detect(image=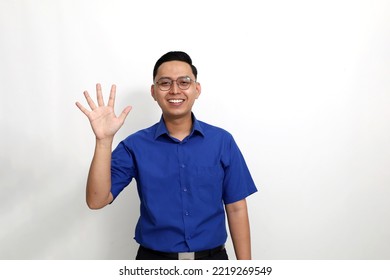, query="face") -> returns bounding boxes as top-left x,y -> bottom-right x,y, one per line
151,60 -> 201,121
